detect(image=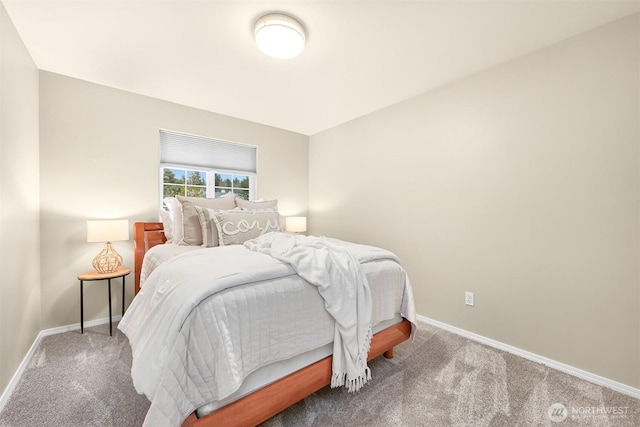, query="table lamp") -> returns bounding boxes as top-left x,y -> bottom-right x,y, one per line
285,216 -> 307,235
86,219 -> 129,273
